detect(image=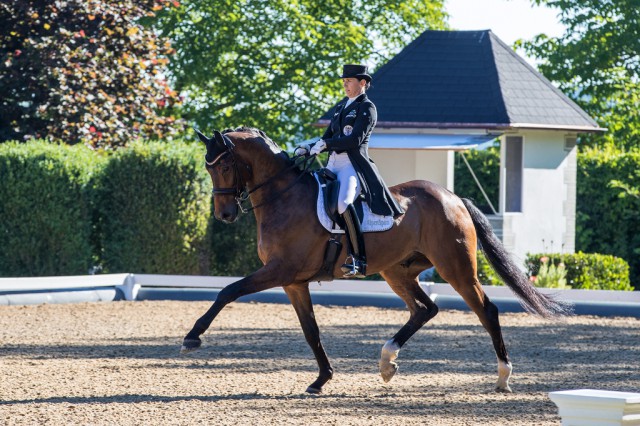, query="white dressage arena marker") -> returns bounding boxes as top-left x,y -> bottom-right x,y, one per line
549,389 -> 640,426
